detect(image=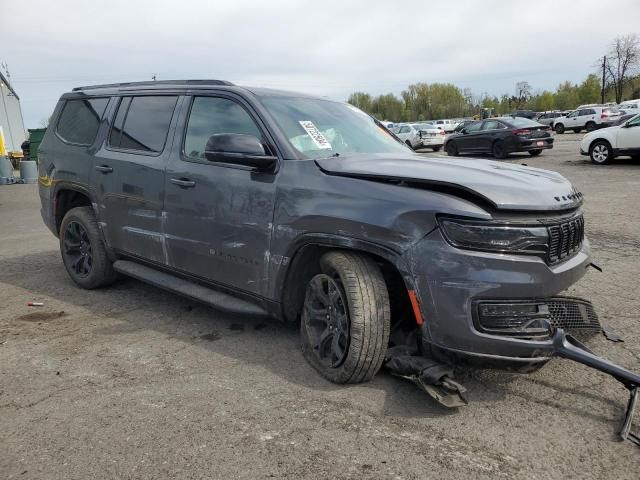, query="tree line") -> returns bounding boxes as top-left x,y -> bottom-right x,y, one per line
347,34 -> 639,122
